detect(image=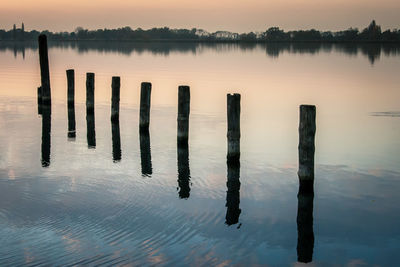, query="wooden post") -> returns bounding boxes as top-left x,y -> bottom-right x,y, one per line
227,93 -> 241,162
66,69 -> 75,138
296,104 -> 316,263
177,85 -> 190,145
38,34 -> 51,105
177,142 -> 190,199
111,76 -> 120,122
140,129 -> 153,176
226,160 -> 241,226
112,121 -> 121,162
41,106 -> 51,167
37,86 -> 42,115
86,73 -> 95,114
66,69 -> 75,108
298,105 -> 316,180
139,82 -> 151,131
